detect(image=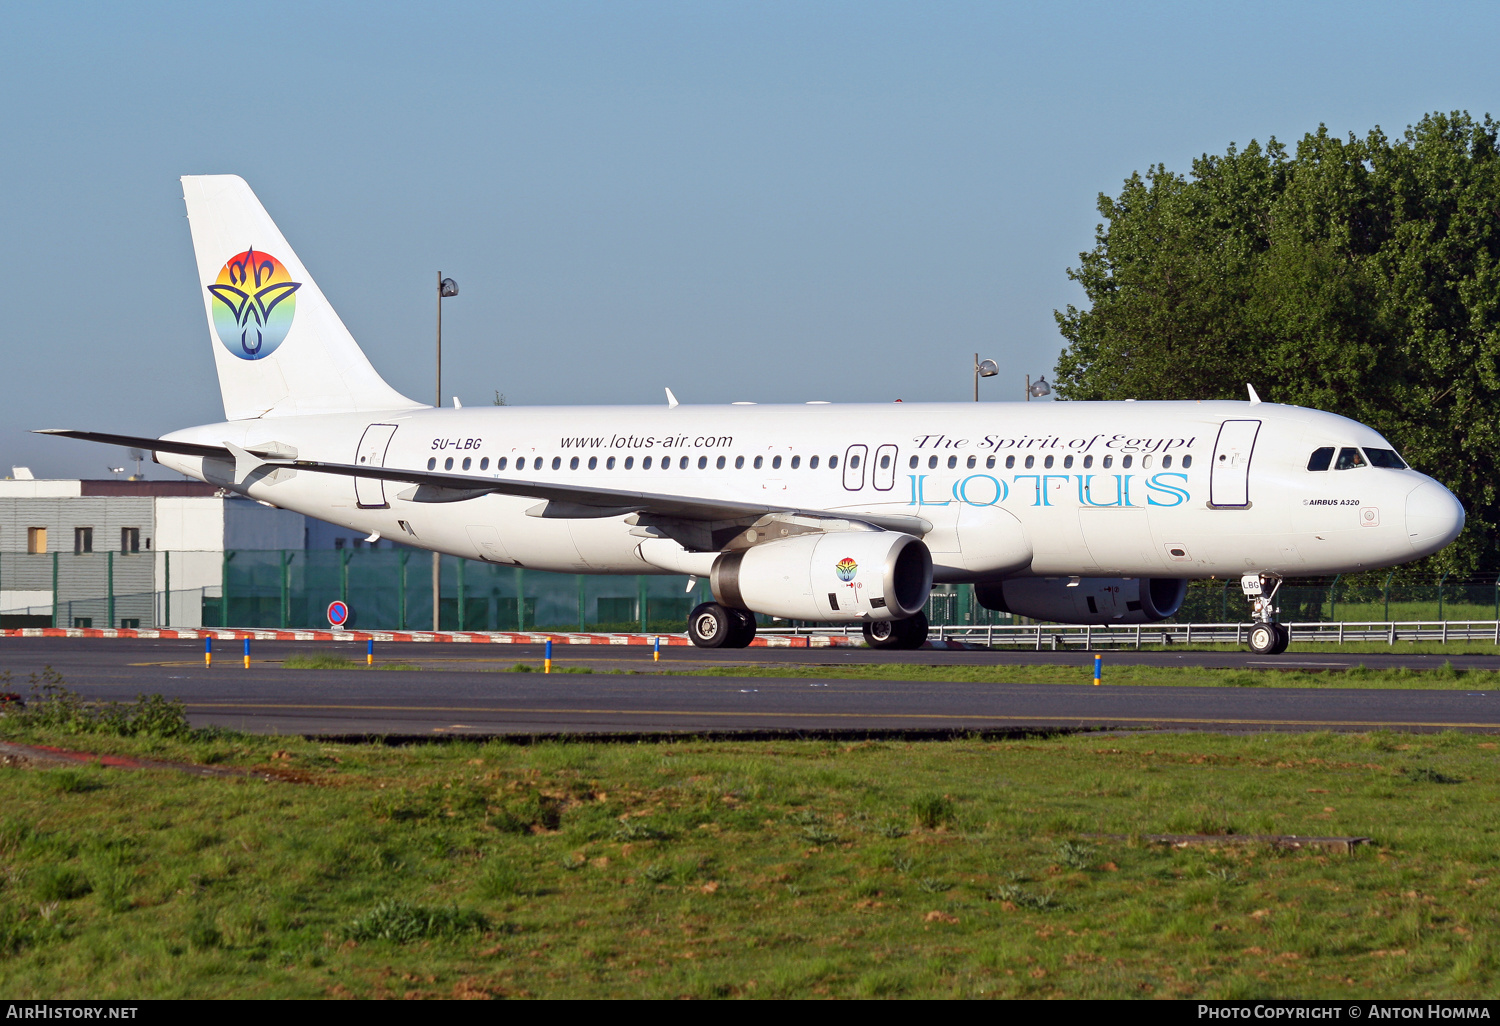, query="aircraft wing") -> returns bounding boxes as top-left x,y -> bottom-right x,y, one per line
35,429 -> 931,534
